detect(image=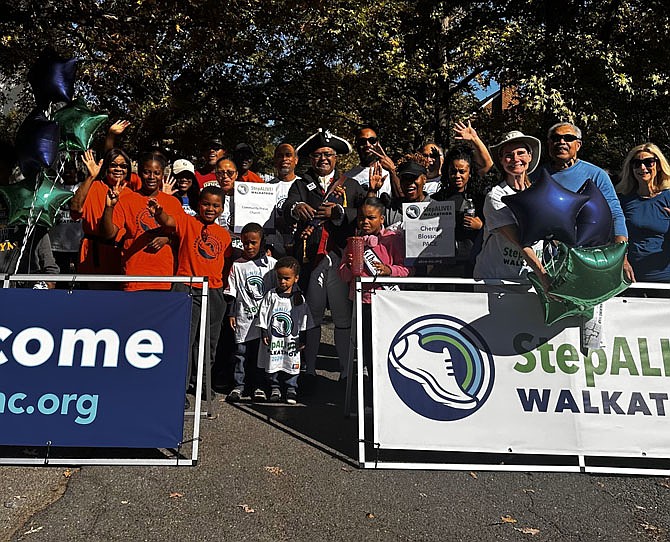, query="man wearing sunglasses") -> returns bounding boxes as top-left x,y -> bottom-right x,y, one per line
344,126 -> 394,197
283,128 -> 370,393
543,122 -> 633,281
